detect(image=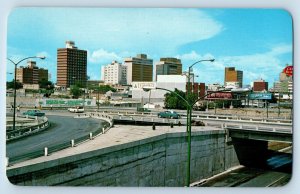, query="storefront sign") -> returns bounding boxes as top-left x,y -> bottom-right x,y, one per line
131,82 -> 156,89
